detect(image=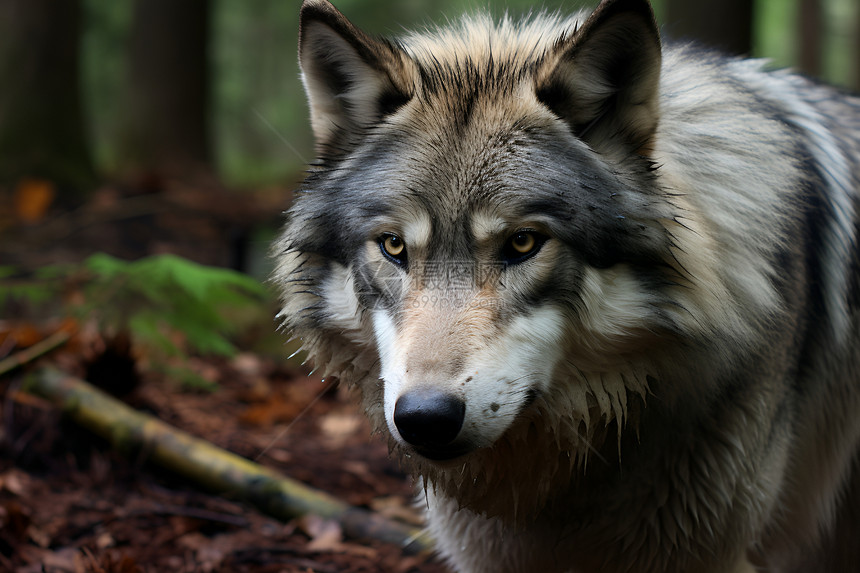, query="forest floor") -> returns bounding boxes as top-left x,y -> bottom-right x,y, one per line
0,341 -> 450,573
0,181 -> 451,573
